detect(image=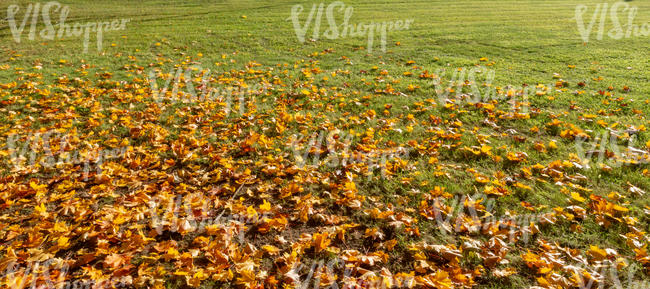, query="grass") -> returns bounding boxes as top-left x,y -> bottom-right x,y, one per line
1,0 -> 649,288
